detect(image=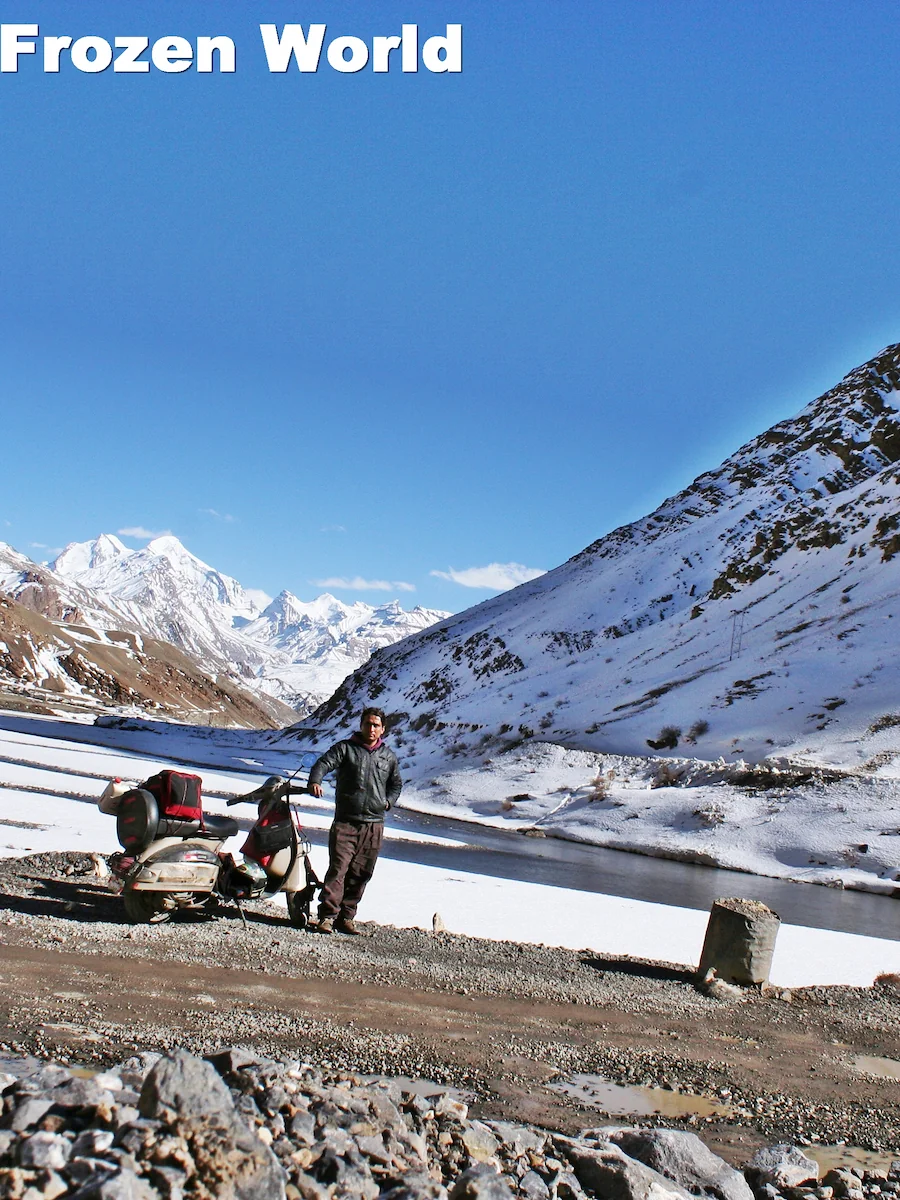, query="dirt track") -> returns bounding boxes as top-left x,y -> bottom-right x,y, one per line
1,852 -> 900,1168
